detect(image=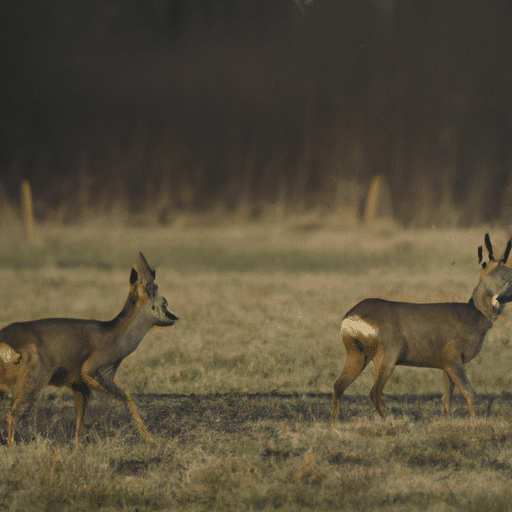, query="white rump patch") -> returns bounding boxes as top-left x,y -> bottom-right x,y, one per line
492,294 -> 500,311
0,344 -> 20,364
341,315 -> 379,338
